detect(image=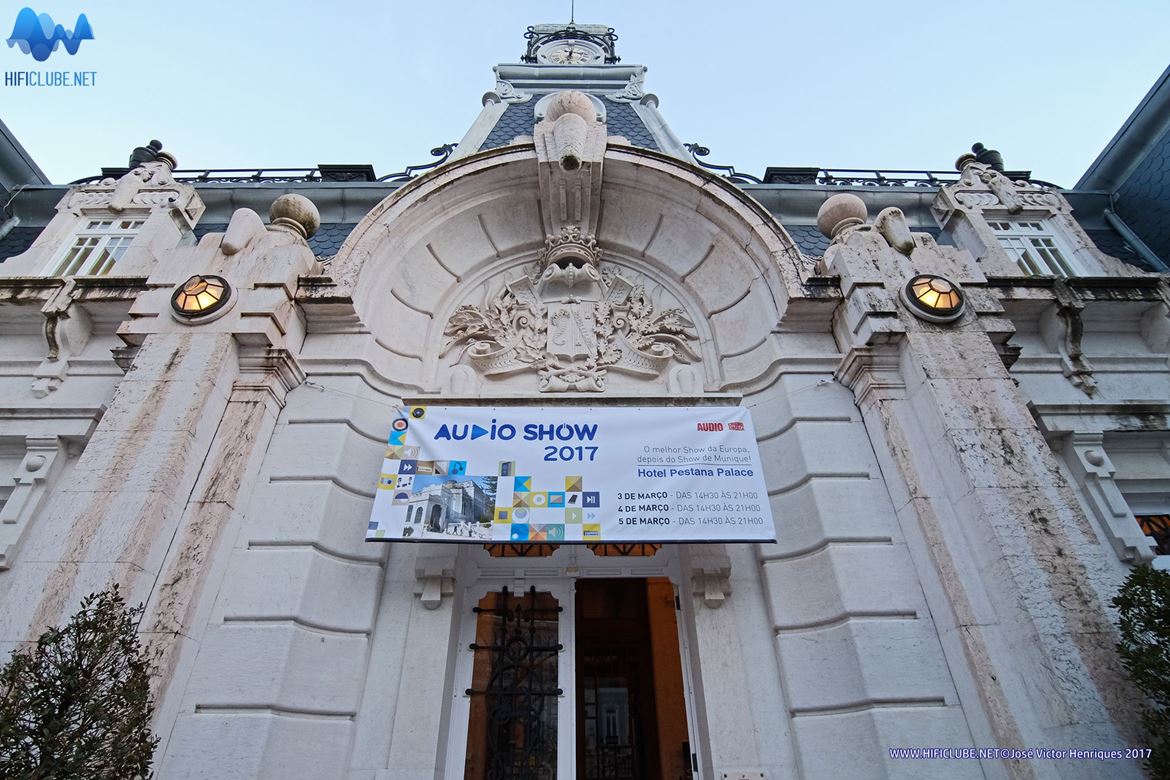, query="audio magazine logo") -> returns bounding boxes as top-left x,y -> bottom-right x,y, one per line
6,7 -> 93,62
